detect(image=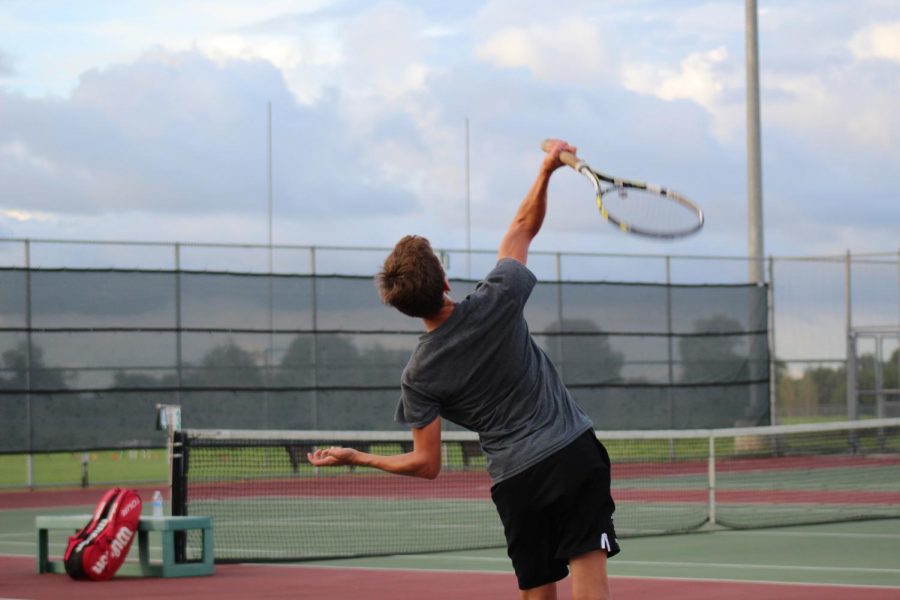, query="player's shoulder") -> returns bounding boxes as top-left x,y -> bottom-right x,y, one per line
483,258 -> 537,286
